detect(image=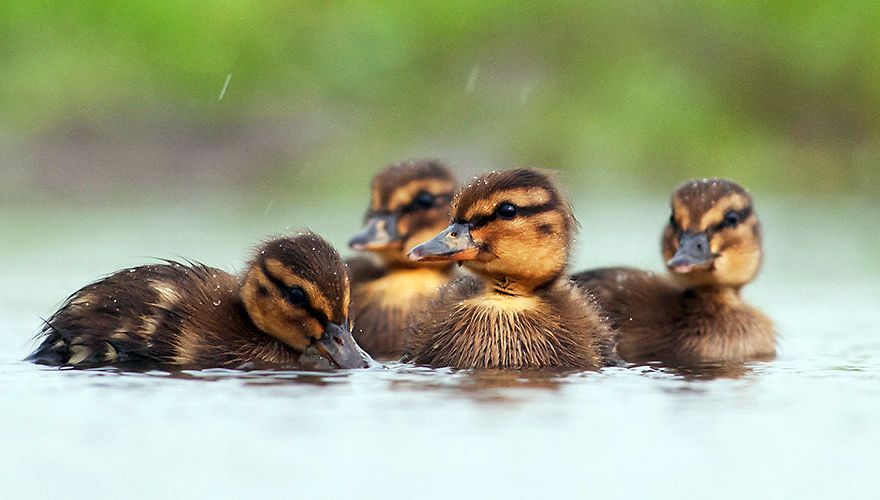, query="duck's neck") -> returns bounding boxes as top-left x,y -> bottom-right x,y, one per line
384,257 -> 454,275
481,274 -> 555,297
684,285 -> 743,307
361,265 -> 452,309
386,265 -> 453,279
